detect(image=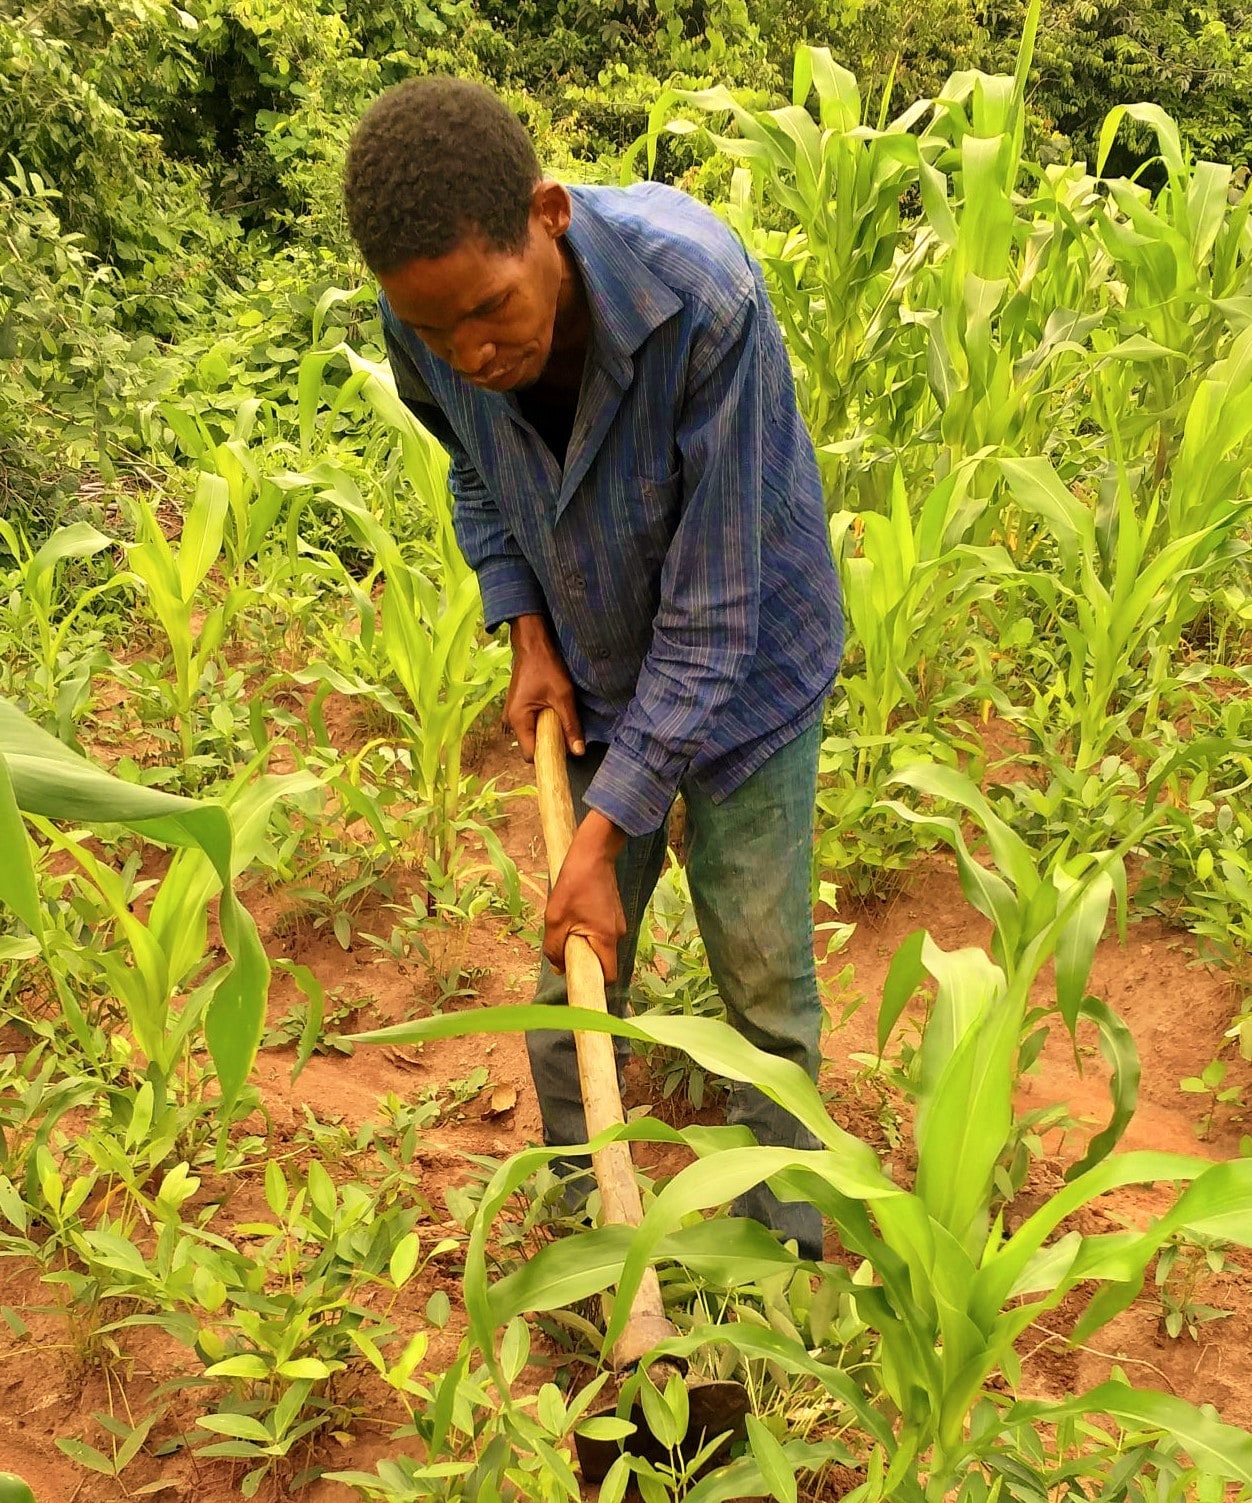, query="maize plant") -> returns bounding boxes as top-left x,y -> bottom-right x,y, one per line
829,460 -> 1014,759
643,22 -> 1252,899
0,518 -> 125,741
635,51 -> 932,486
283,458 -> 509,874
883,760 -> 1145,1173
159,398 -> 289,583
353,920 -> 1252,1502
0,698 -> 305,1140
125,476 -> 254,766
999,408 -> 1252,778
